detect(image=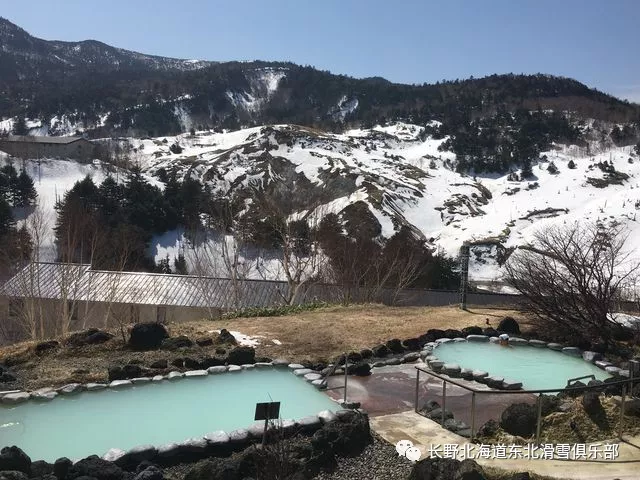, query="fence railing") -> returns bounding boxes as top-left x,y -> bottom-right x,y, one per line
414,365 -> 637,444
